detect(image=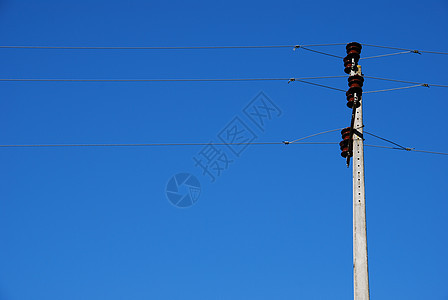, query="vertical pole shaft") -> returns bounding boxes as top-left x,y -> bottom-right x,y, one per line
352,66 -> 370,300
